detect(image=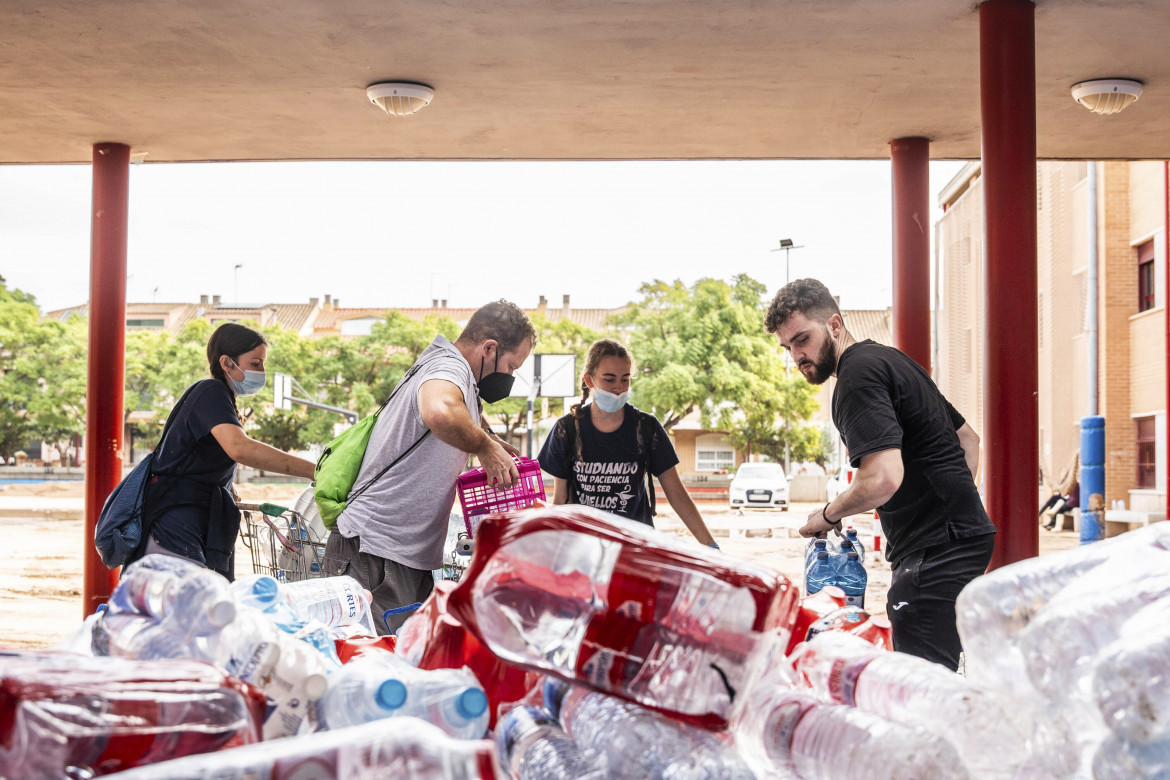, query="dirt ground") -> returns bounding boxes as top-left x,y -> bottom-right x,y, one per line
0,481 -> 1082,649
